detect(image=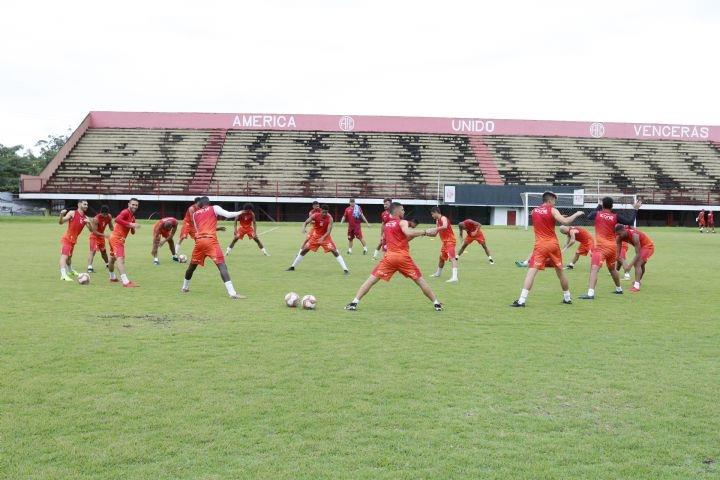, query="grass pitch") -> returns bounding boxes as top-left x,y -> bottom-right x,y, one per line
1,217 -> 719,479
